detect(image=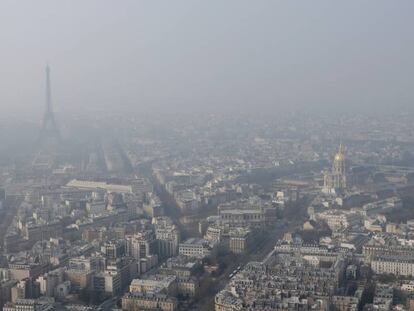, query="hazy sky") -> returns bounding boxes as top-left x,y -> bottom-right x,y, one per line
1,1 -> 413,120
